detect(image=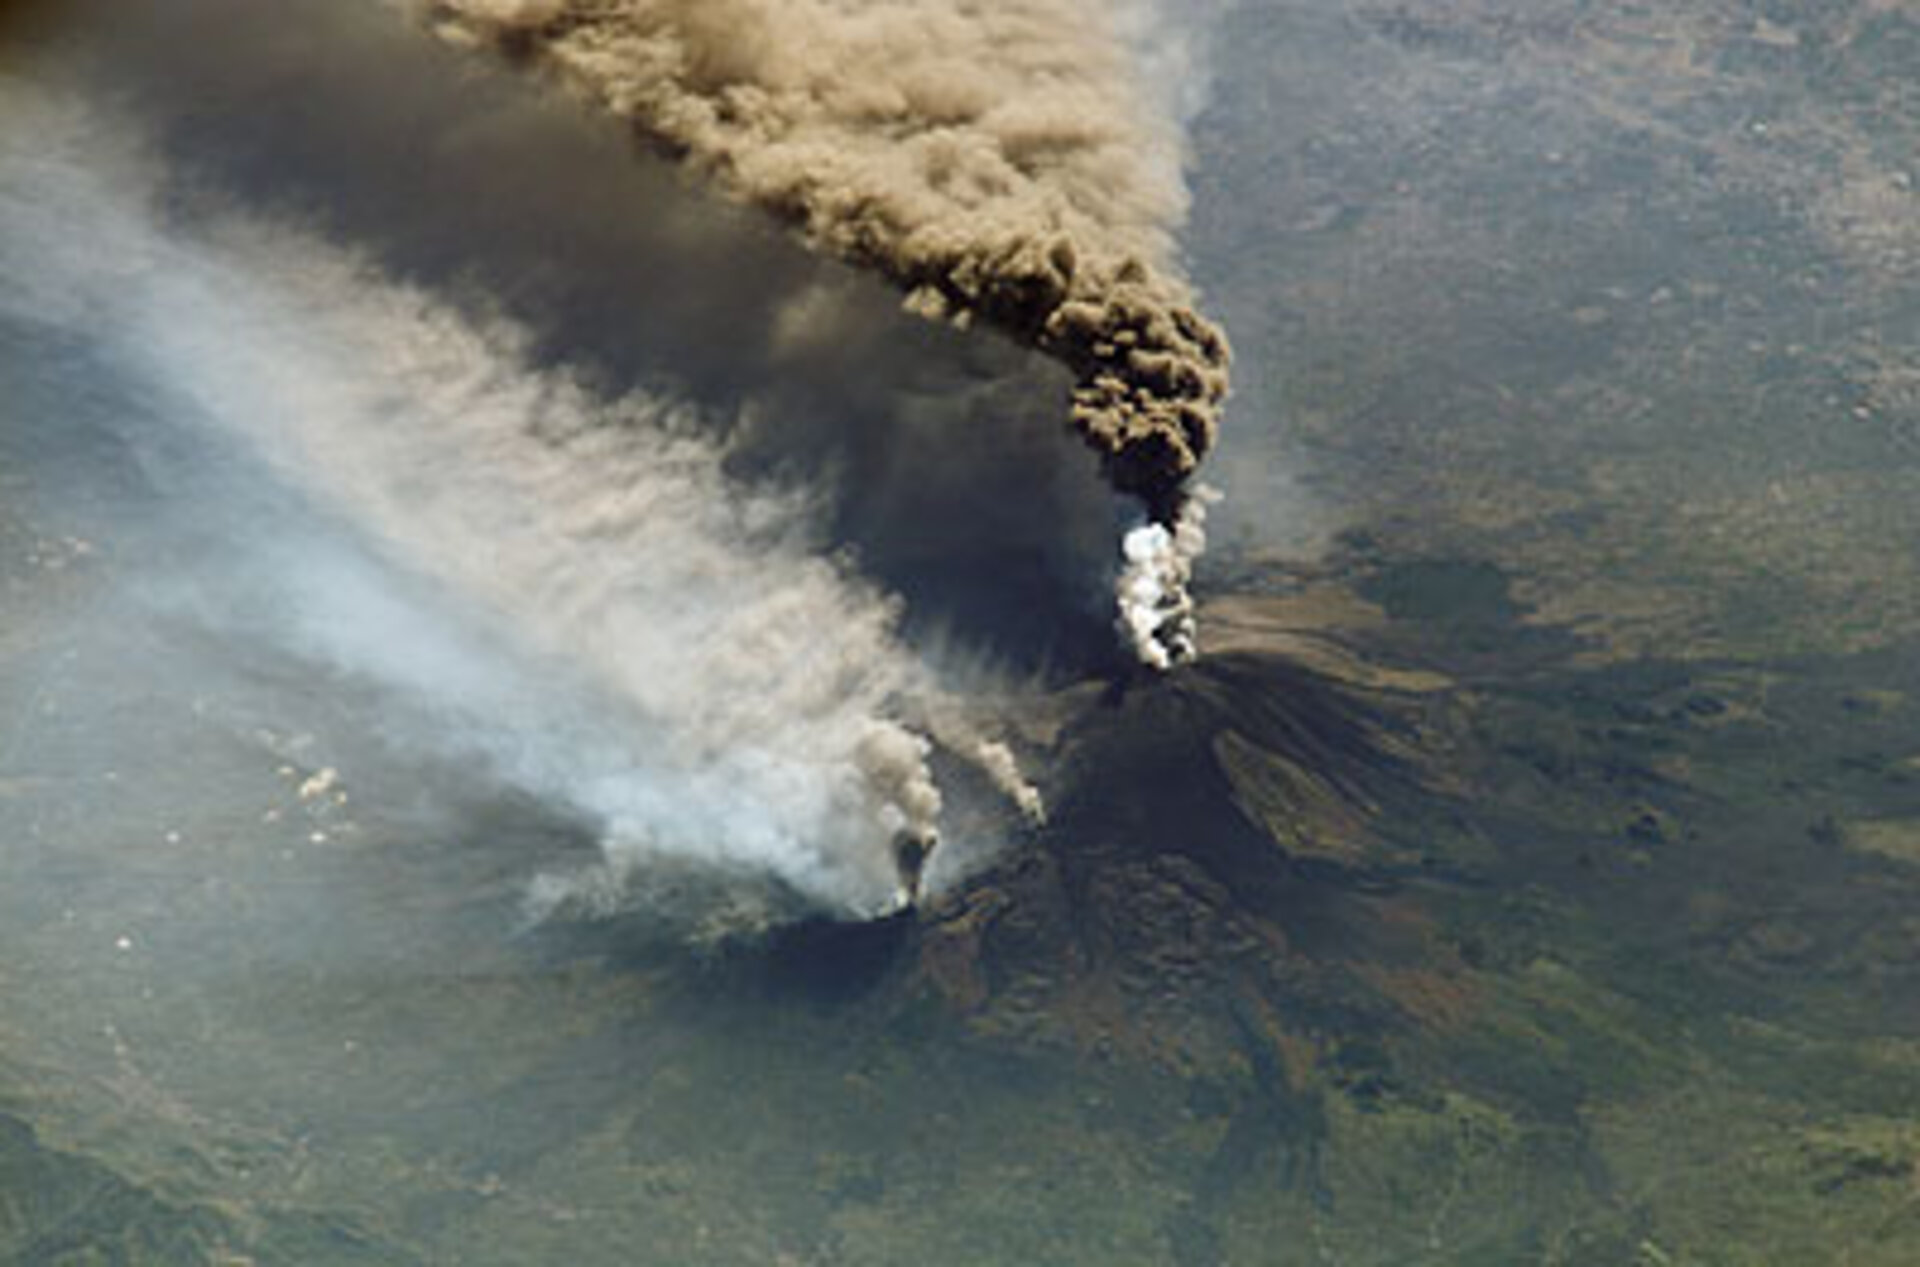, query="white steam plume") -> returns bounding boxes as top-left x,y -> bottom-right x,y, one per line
1,80 -> 1042,920
1117,487 -> 1216,670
